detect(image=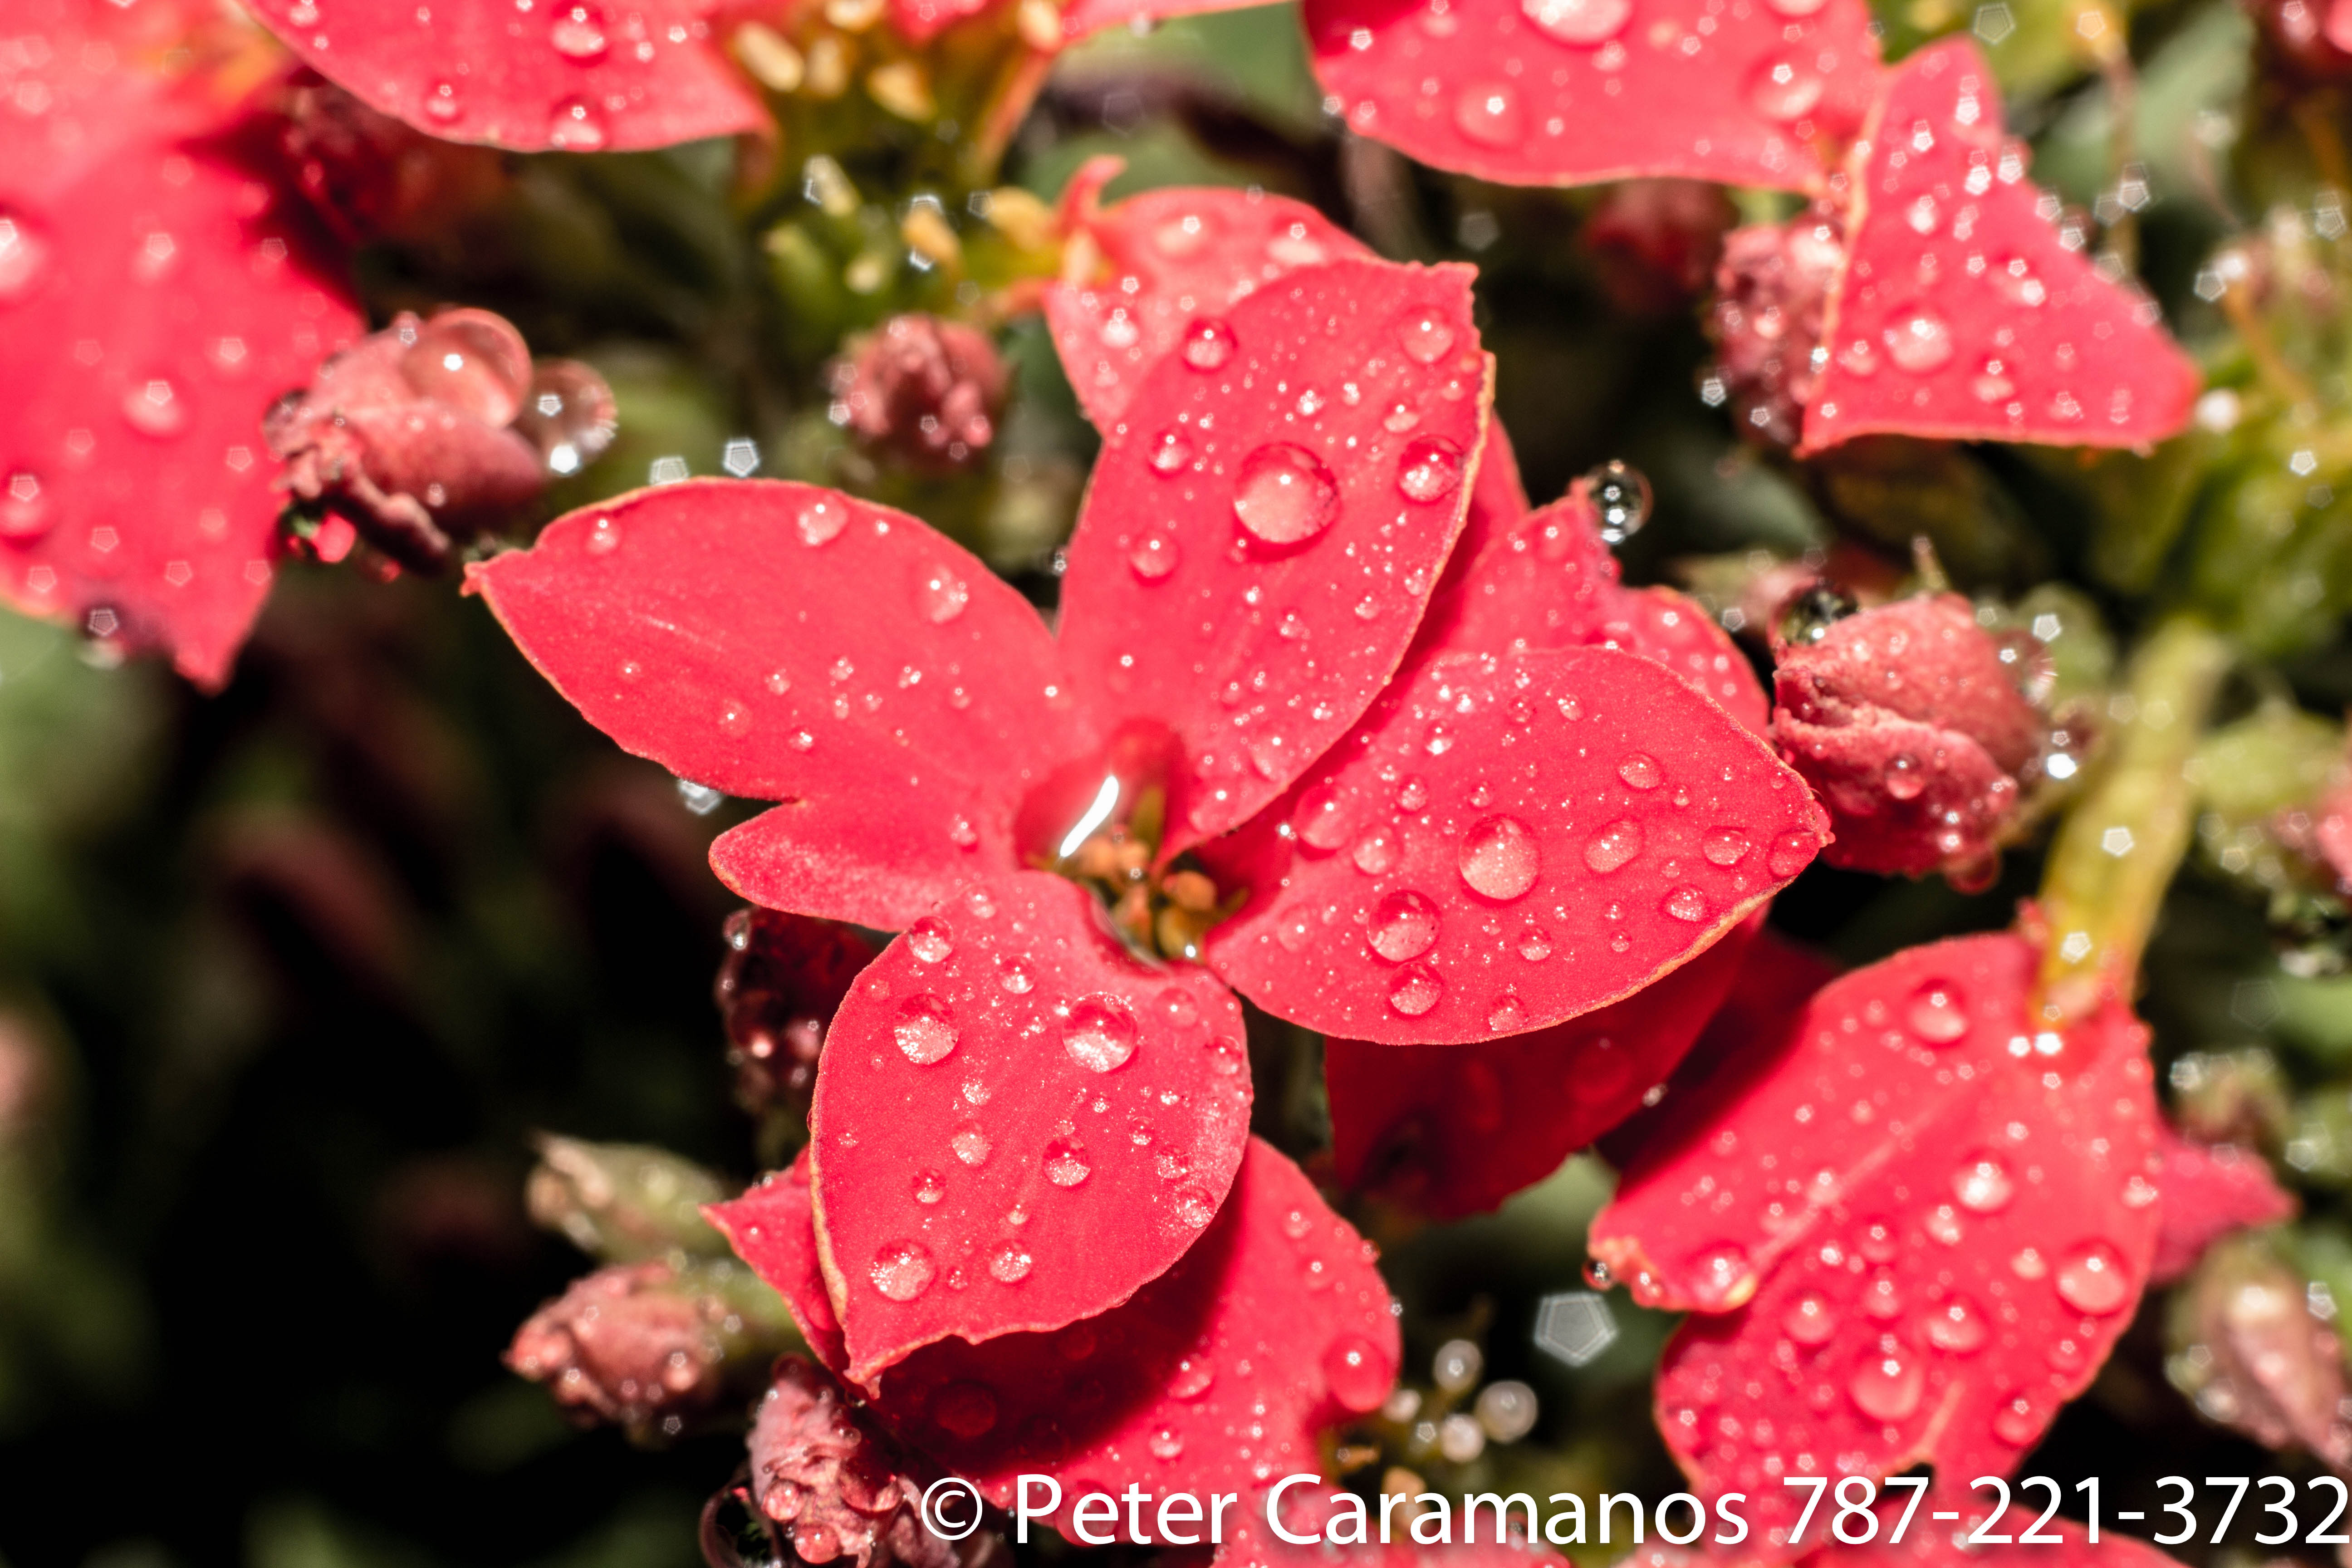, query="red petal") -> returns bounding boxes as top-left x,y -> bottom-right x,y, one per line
808,871 -> 1251,1387
242,0 -> 764,152
1202,646 -> 1825,1044
1423,486 -> 1768,733
1326,912 -> 1755,1218
1798,39 -> 2199,452
2149,1130 -> 2294,1286
705,1150 -> 848,1372
861,1138 -> 1396,1535
1305,0 -> 1877,192
1056,259 -> 1492,853
0,49 -> 361,687
1591,934 -> 2163,1548
1046,185 -> 1372,428
1059,0 -> 1268,39
890,0 -> 996,42
466,480 -> 1087,930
